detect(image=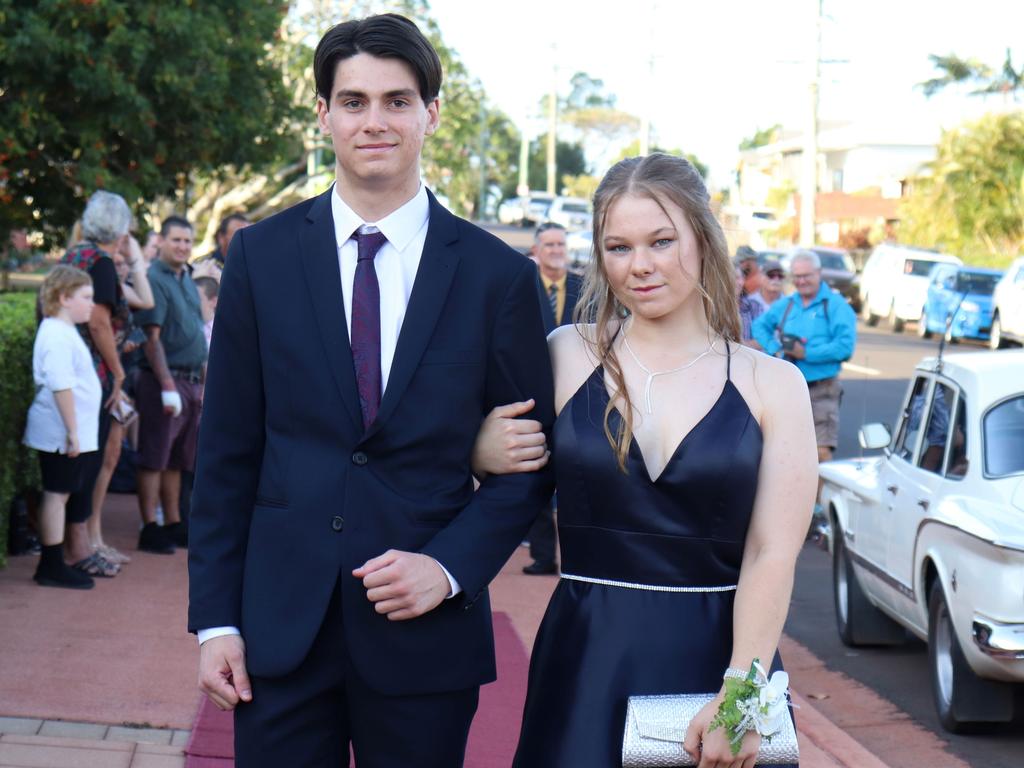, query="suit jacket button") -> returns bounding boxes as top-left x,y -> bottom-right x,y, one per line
331,516 -> 344,532
352,451 -> 368,466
